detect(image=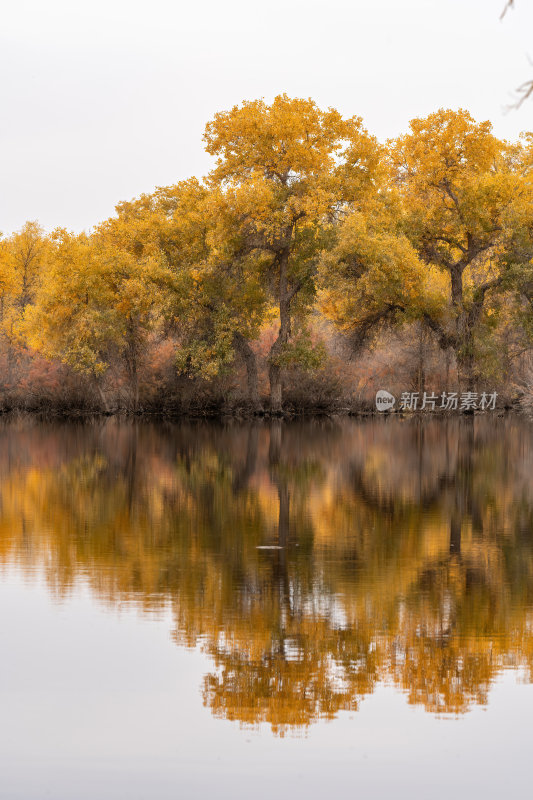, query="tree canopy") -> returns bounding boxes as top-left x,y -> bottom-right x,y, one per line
1,98 -> 532,413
